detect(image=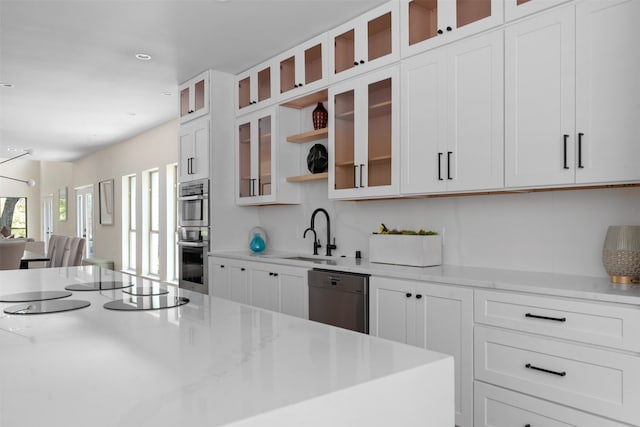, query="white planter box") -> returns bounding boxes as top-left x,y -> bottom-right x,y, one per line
369,234 -> 442,267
